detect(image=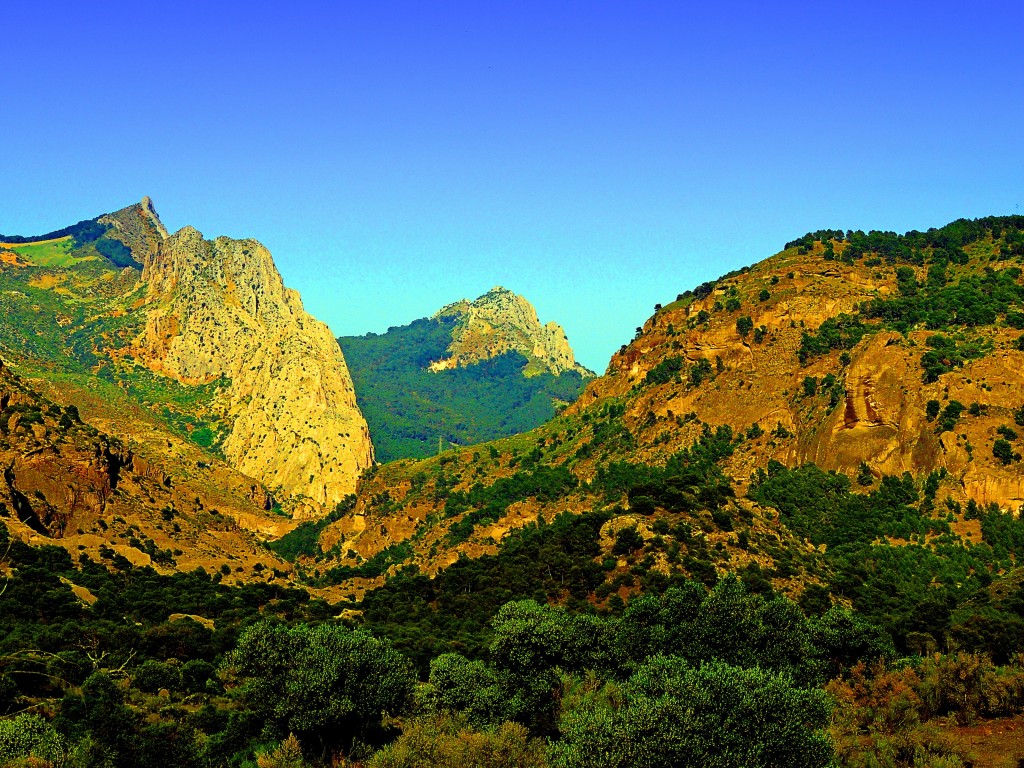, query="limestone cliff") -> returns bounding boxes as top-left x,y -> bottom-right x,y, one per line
110,205 -> 373,509
431,286 -> 593,376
